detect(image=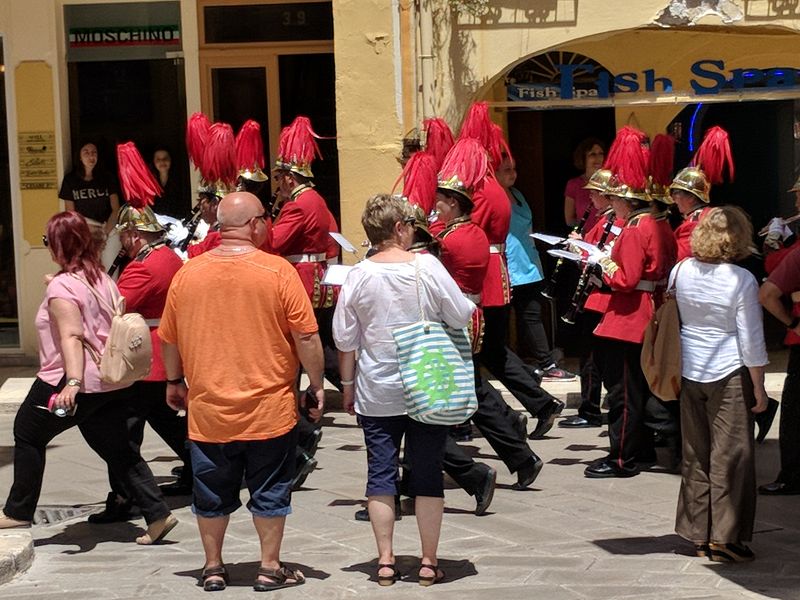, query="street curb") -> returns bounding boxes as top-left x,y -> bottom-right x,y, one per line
0,531 -> 34,585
